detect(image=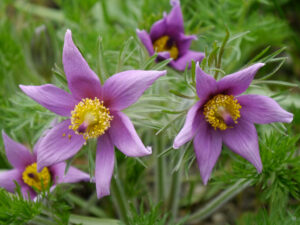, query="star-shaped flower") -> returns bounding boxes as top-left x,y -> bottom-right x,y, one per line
173,63 -> 293,184
0,131 -> 89,200
20,30 -> 166,198
137,0 -> 204,71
